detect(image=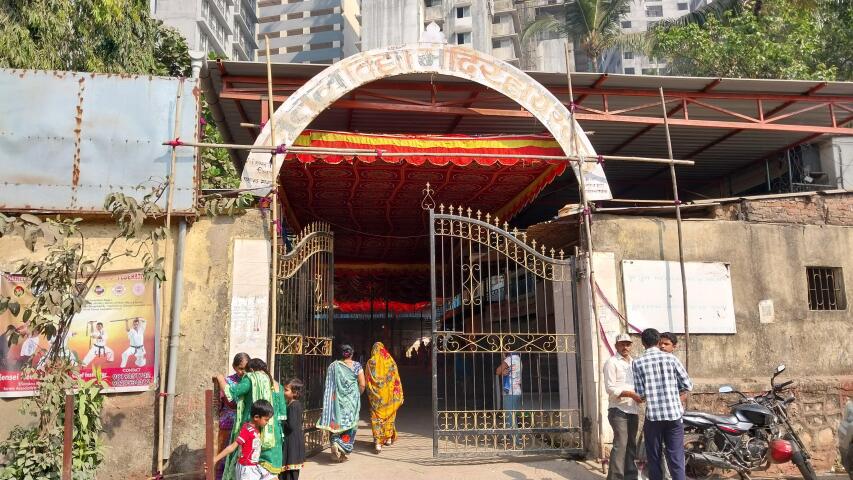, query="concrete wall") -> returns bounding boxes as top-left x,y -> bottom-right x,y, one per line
360,0 -> 421,50
587,195 -> 853,470
0,210 -> 268,478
